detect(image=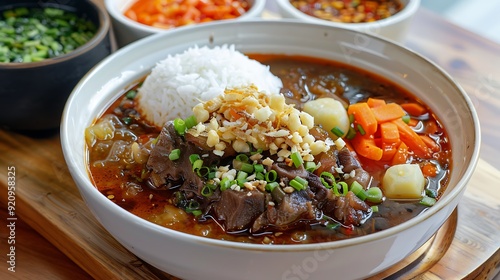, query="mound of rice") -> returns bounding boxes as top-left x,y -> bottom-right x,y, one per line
136,45 -> 283,128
